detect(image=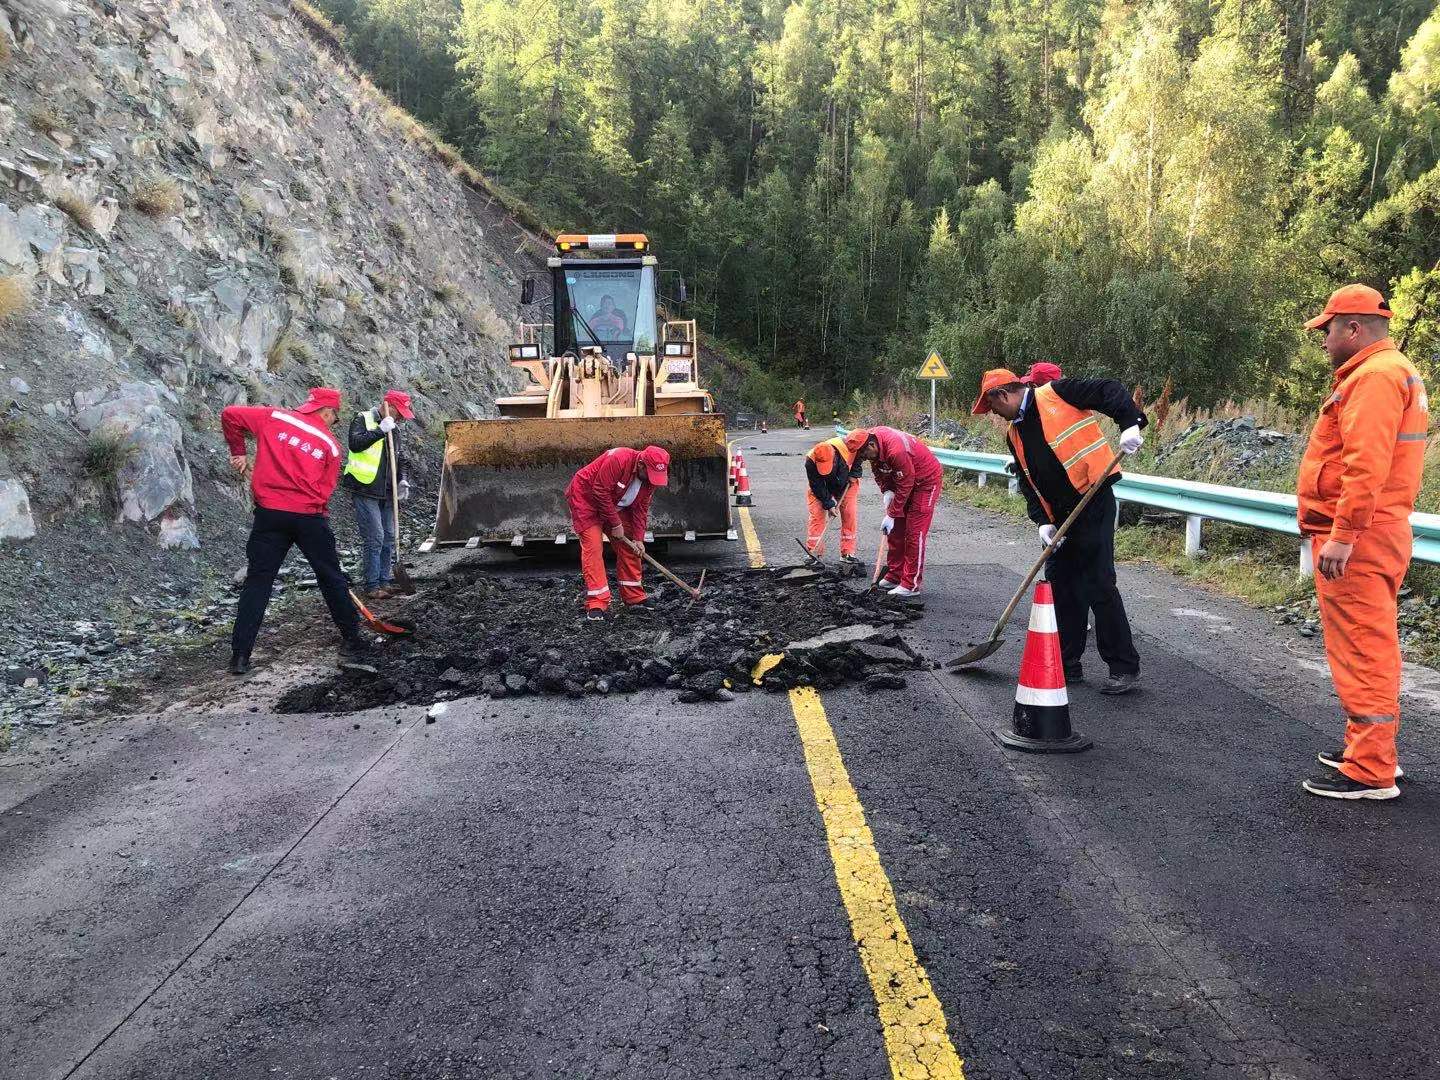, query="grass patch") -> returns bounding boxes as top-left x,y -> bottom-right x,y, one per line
131,174 -> 184,218
385,219 -> 410,246
266,330 -> 313,372
1114,523 -> 1314,609
28,105 -> 63,136
0,274 -> 32,323
432,279 -> 460,305
82,431 -> 136,484
0,413 -> 29,441
55,191 -> 97,231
